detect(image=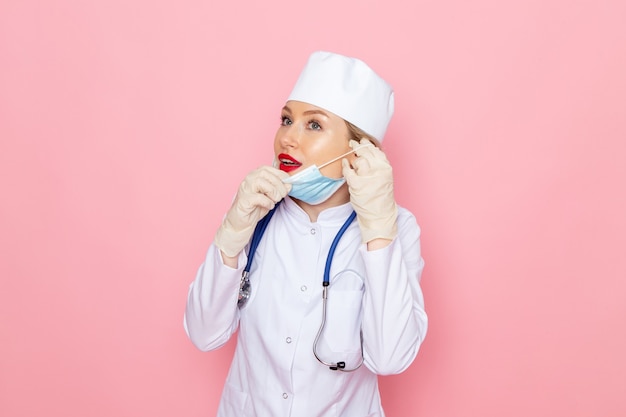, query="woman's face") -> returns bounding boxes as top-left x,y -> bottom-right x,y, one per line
274,100 -> 353,179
